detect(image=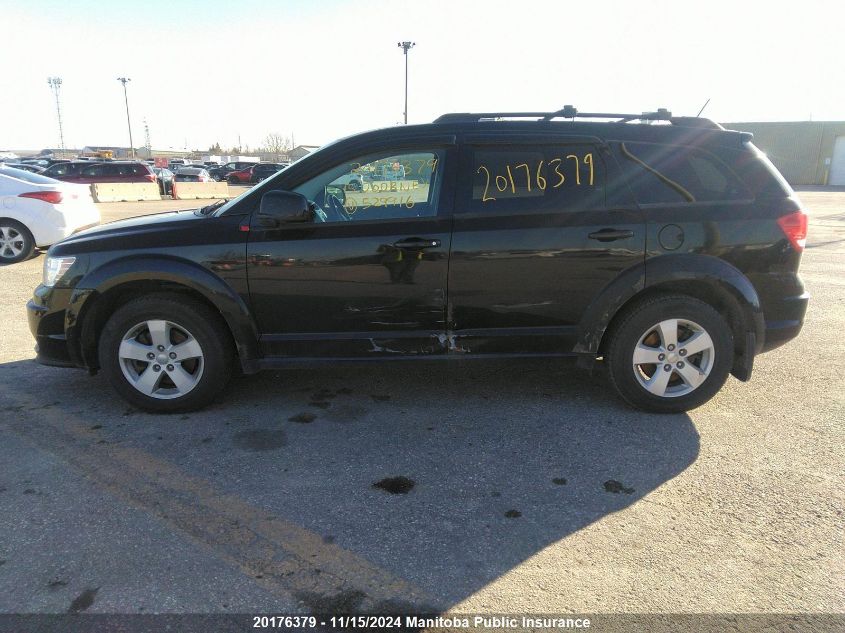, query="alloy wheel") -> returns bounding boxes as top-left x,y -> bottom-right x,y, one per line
118,320 -> 205,399
631,318 -> 715,398
0,226 -> 25,260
